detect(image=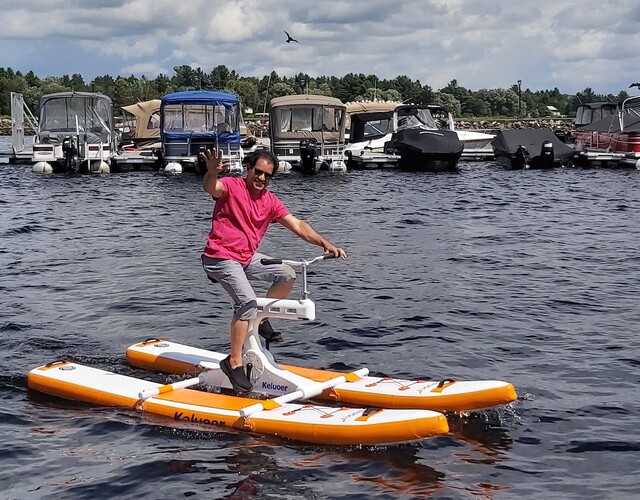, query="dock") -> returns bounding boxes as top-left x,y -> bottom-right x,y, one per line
575,149 -> 640,169
0,149 -> 32,164
0,145 -> 160,170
